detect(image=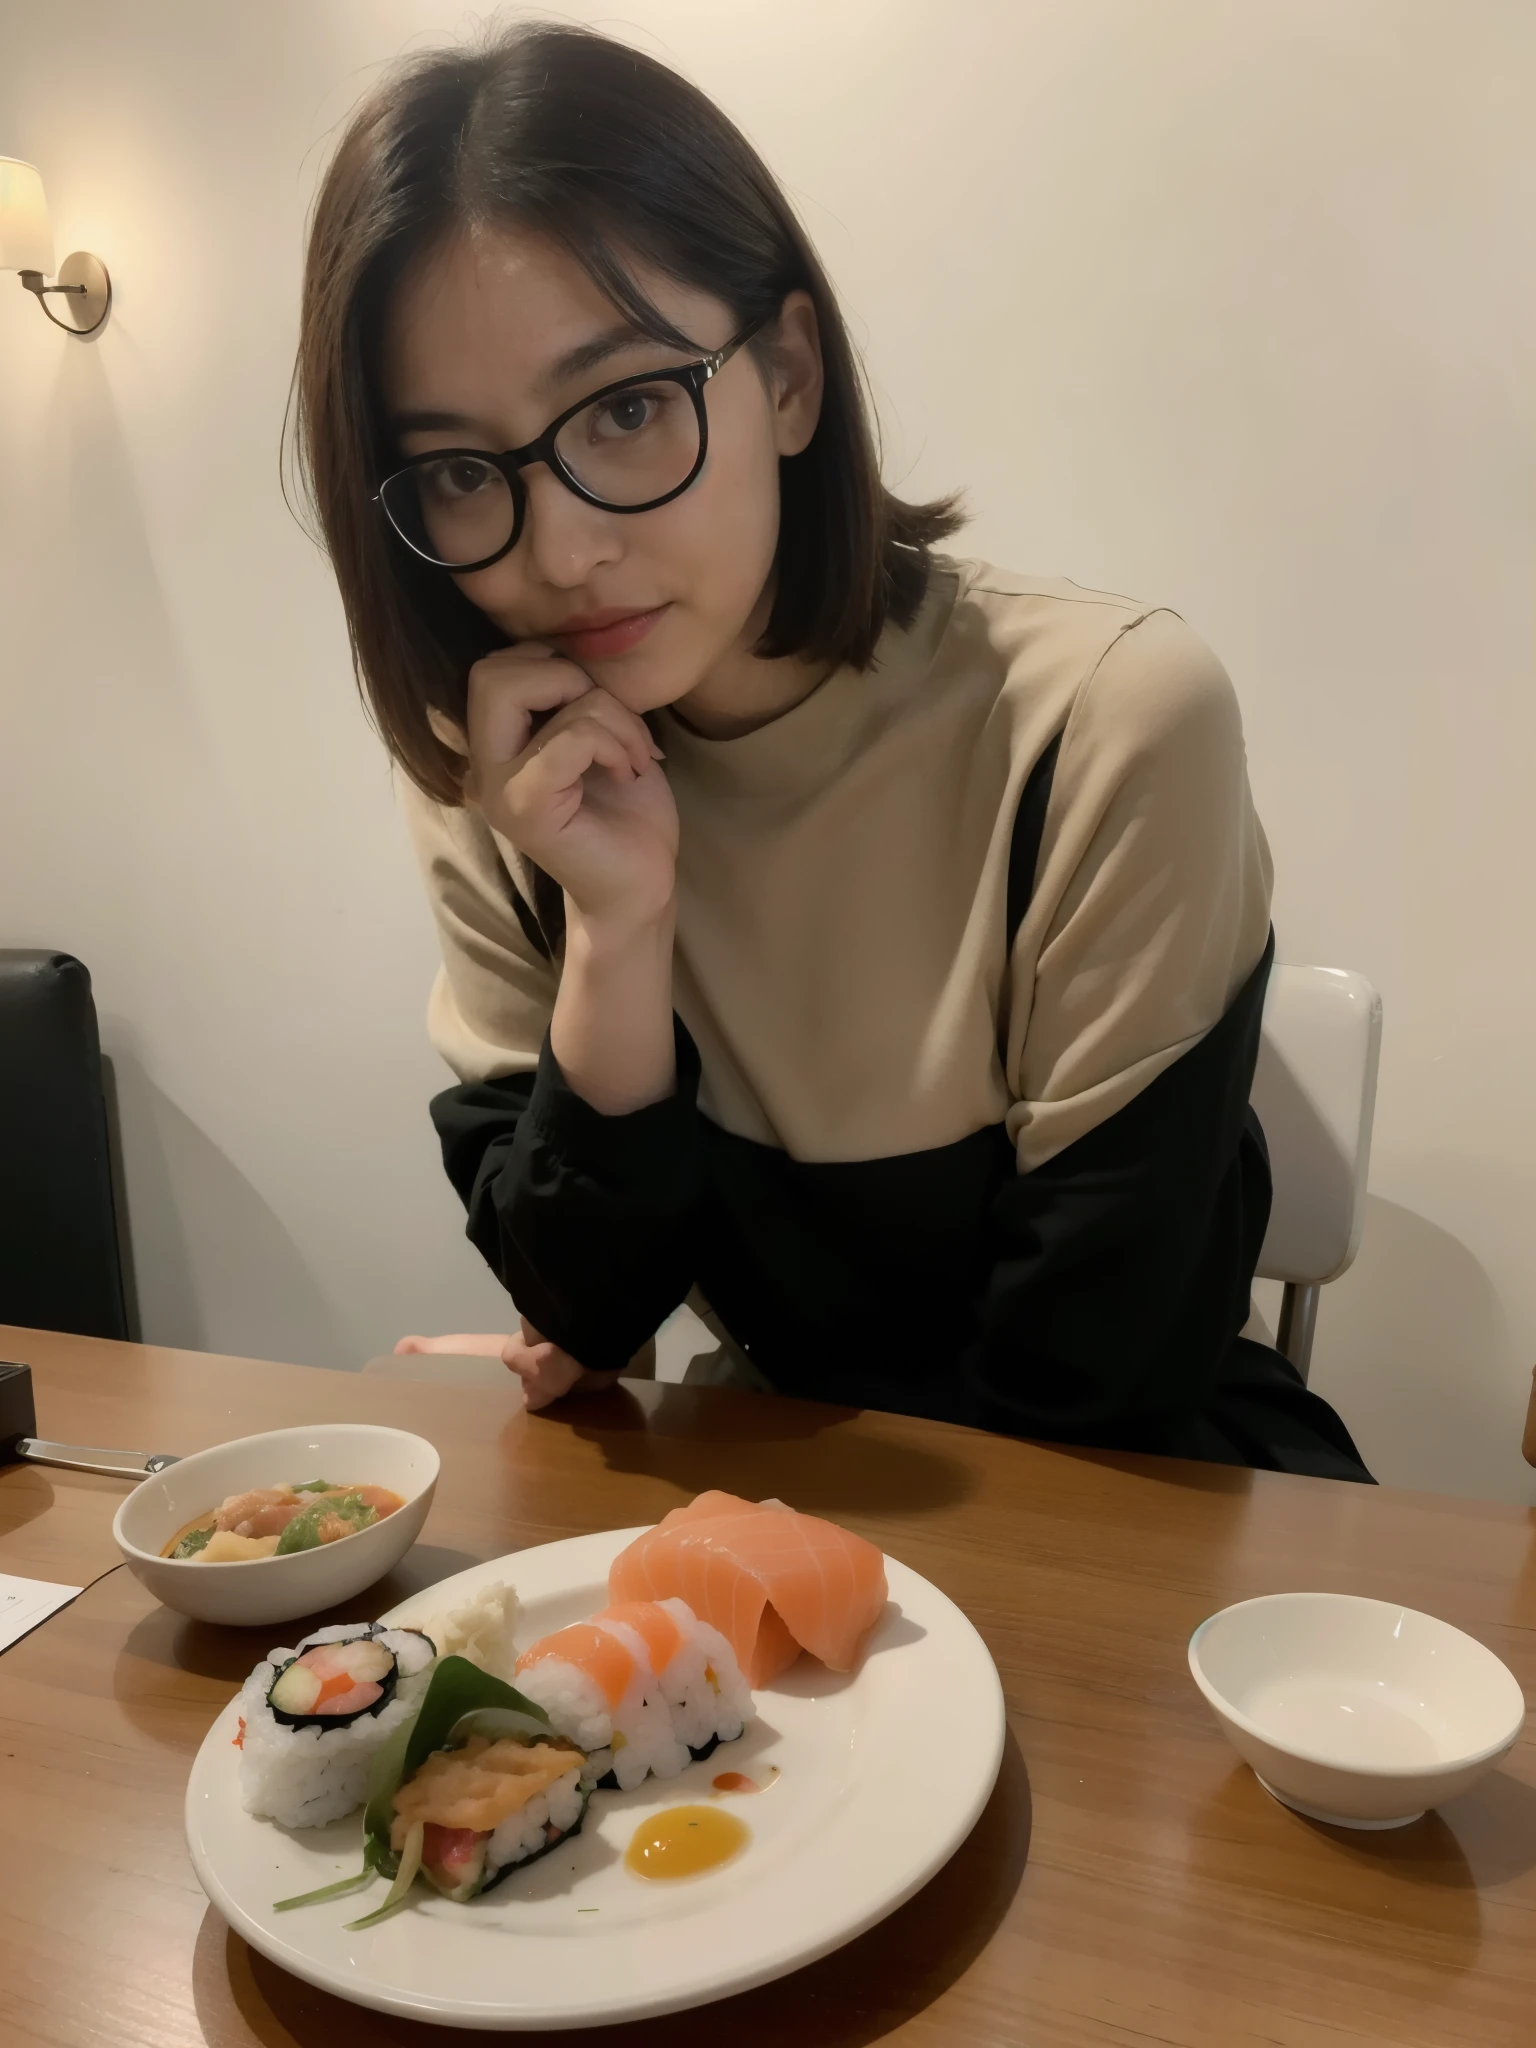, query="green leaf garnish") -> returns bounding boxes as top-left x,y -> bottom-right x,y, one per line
274,1491 -> 377,1555
274,1860 -> 379,1913
273,1659 -> 559,1919
345,1820 -> 424,1930
170,1524 -> 213,1560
